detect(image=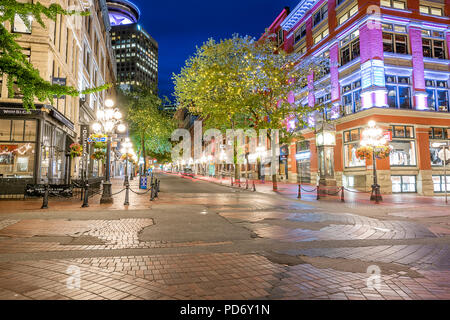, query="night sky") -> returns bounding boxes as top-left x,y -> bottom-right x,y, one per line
130,0 -> 300,102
